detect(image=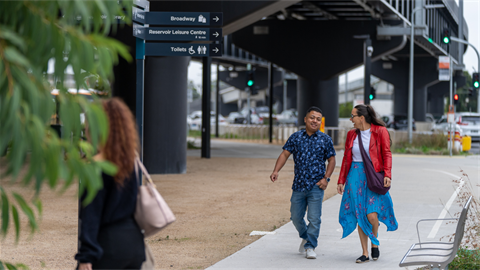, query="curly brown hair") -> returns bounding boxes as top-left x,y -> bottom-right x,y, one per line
101,98 -> 139,186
